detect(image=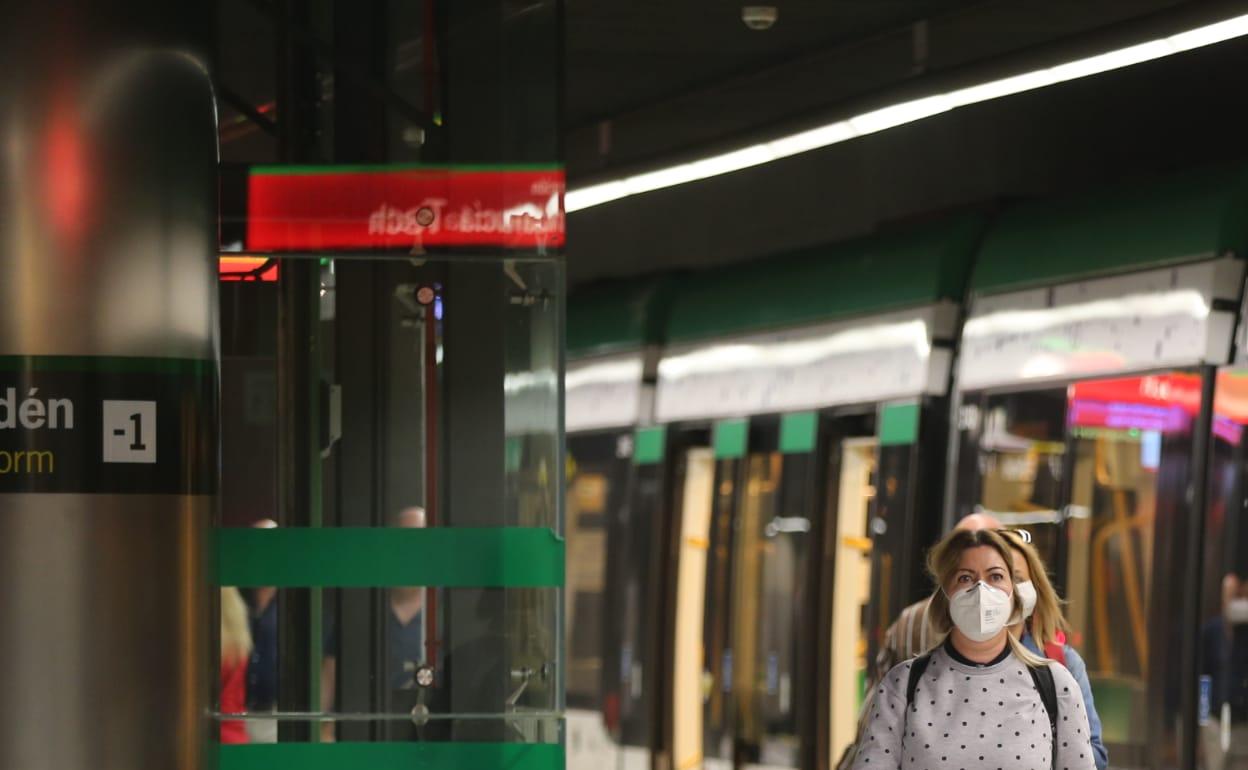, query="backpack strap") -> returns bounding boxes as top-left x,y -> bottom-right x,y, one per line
905,652 -> 933,708
1027,663 -> 1059,768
